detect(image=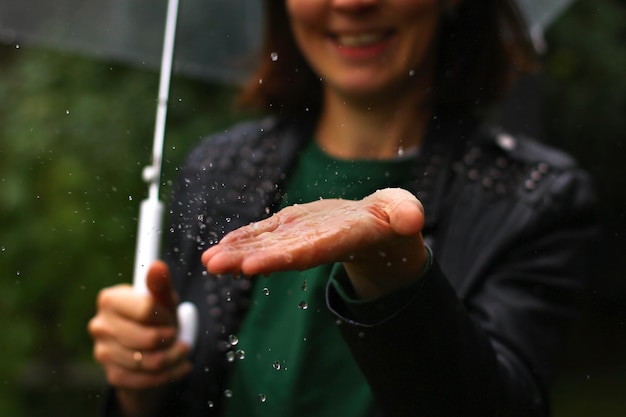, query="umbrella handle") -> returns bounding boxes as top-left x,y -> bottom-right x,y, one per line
133,197 -> 198,348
